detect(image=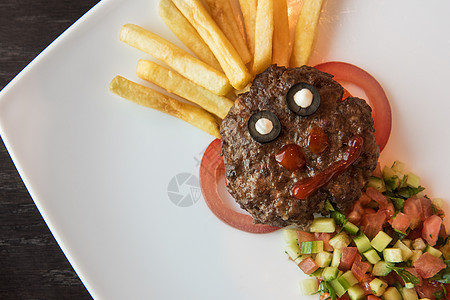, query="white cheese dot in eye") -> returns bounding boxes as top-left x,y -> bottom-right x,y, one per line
255,118 -> 273,135
293,88 -> 314,108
